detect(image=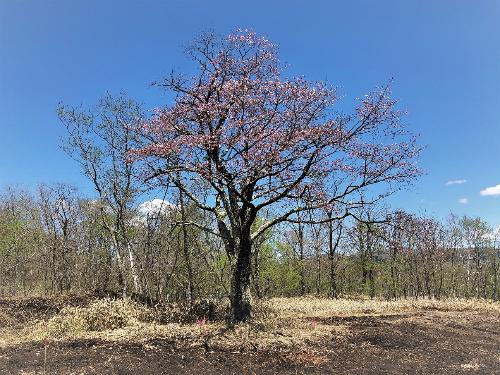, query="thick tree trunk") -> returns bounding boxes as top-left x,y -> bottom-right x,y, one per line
230,236 -> 253,323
